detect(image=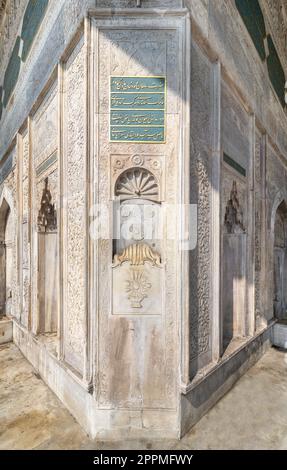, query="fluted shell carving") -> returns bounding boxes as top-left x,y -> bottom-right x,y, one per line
113,243 -> 161,267
115,168 -> 159,201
